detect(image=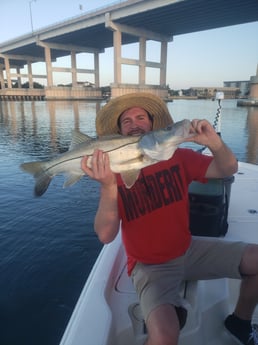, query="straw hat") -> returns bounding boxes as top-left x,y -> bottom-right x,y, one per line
96,92 -> 173,136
